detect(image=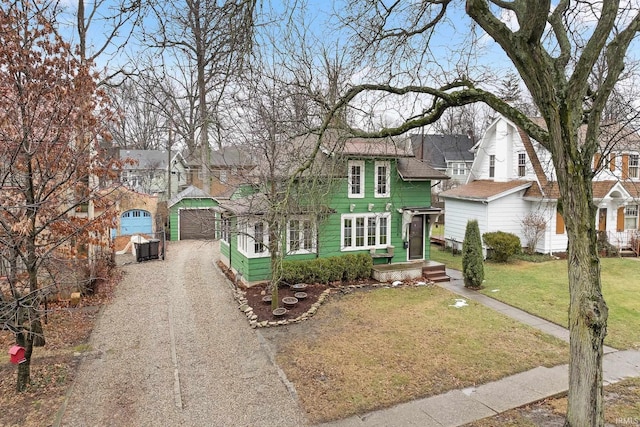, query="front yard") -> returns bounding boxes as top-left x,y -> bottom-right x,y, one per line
430,246 -> 640,350
264,285 -> 569,424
